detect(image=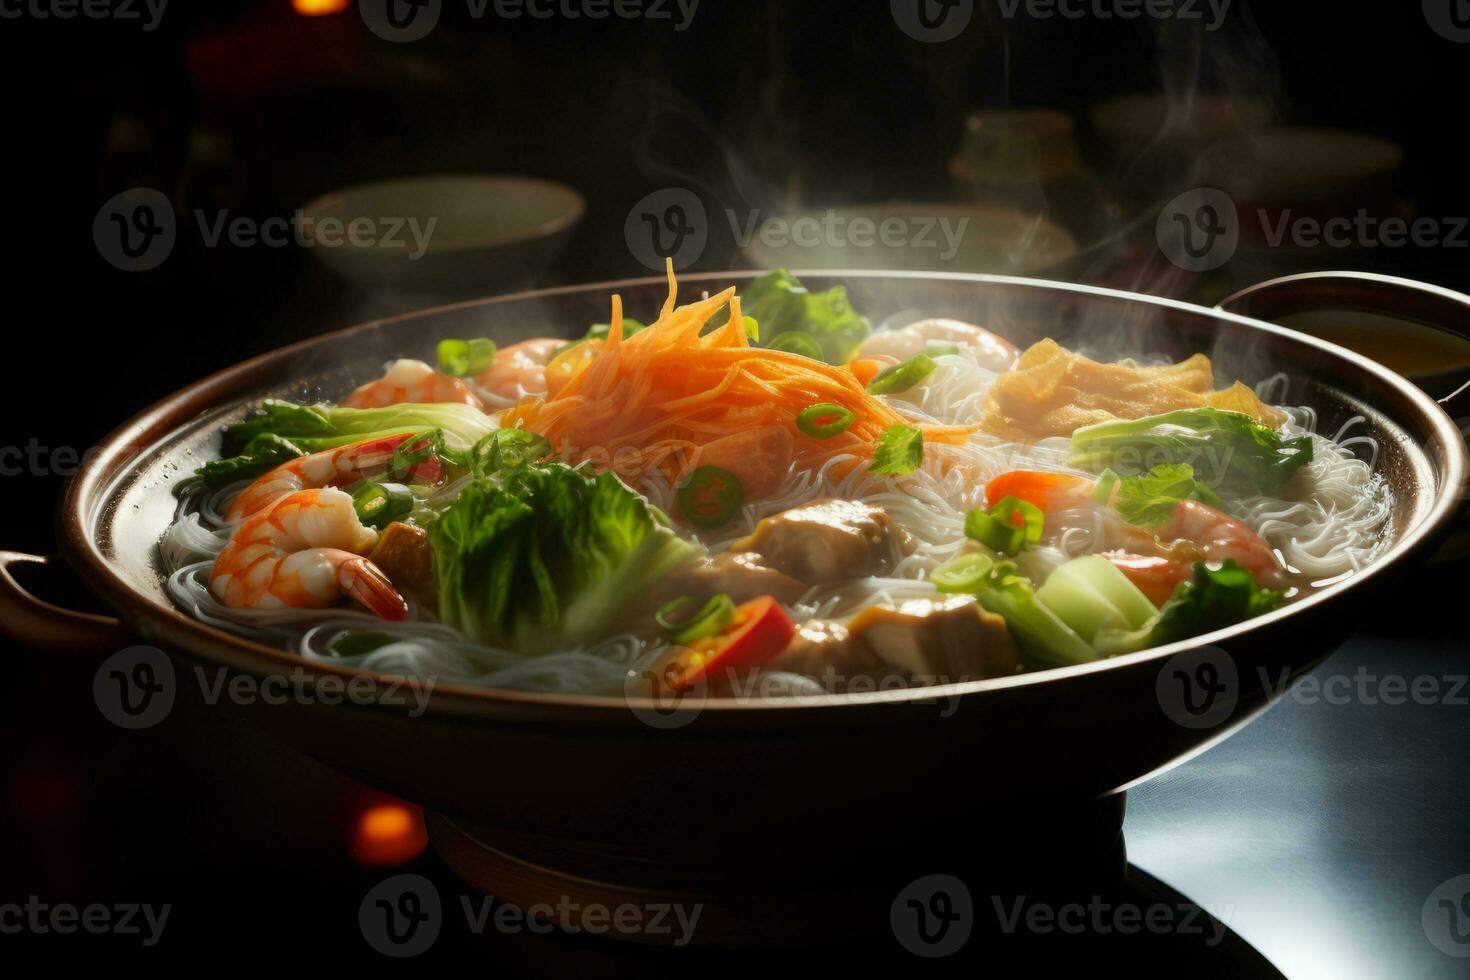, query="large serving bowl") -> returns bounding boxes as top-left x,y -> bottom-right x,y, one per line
3,271 -> 1466,938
